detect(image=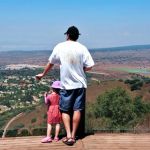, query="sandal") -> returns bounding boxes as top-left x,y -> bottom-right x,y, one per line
62,137 -> 76,146
54,137 -> 59,142
62,137 -> 68,143
41,136 -> 52,143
